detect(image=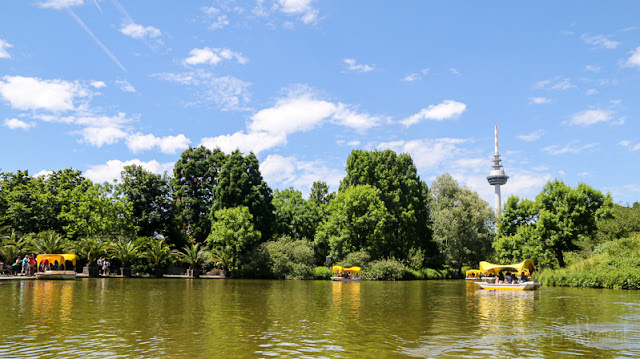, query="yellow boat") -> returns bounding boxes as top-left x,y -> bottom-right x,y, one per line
35,254 -> 77,280
465,269 -> 482,280
474,259 -> 541,291
330,265 -> 361,281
